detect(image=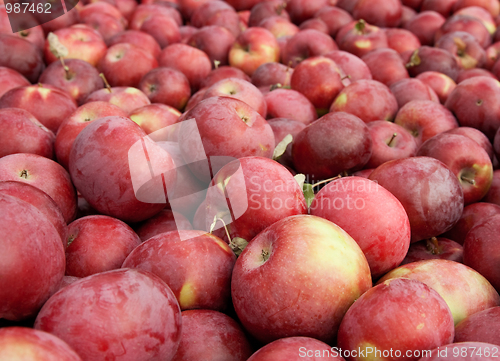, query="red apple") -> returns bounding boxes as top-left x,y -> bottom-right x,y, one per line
247,0 -> 289,27
34,268 -> 182,361
41,7 -> 79,34
454,306 -> 500,345
200,65 -> 251,89
417,132 -> 494,204
108,30 -> 162,59
229,27 -> 280,76
267,117 -> 306,168
352,0 -> 402,27
282,29 -> 337,67
138,67 -> 191,110
39,59 -> 104,105
285,0 -> 328,24
404,10 -> 446,46
44,24 -> 108,67
390,78 -> 440,108
298,18 -> 329,34
453,0 -> 500,17
314,5 -> 353,38
191,1 -> 240,37
0,66 -> 30,99
435,31 -> 487,69
251,61 -> 293,90
0,34 -> 45,83
324,50 -> 373,82
55,101 -> 128,170
331,79 -> 399,123
0,153 -> 77,223
310,176 -> 411,279
337,278 -> 454,361
455,5 -> 497,34
421,0 -> 459,16
436,15 -> 492,48
134,209 -> 193,242
81,12 -> 125,45
264,88 -> 318,124
231,215 -> 372,344
159,43 -> 212,90
84,86 -> 151,113
365,120 -> 418,168
395,100 -> 459,146
406,46 -> 461,82
361,48 -> 410,87
292,112 -> 372,181
401,237 -> 464,265
65,215 -> 141,277
483,169 -> 500,205
187,25 -> 236,66
385,28 -> 422,54
379,259 -> 500,325
0,193 -> 65,321
129,103 -> 182,136
416,71 -> 457,104
0,83 -> 78,134
129,4 -> 182,30
463,214 -> 500,291
336,20 -> 388,58
122,230 -> 236,311
447,126 -> 495,160
172,310 -> 253,361
369,156 -> 464,242
69,116 -> 176,222
0,108 -> 55,159
138,14 -> 181,49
